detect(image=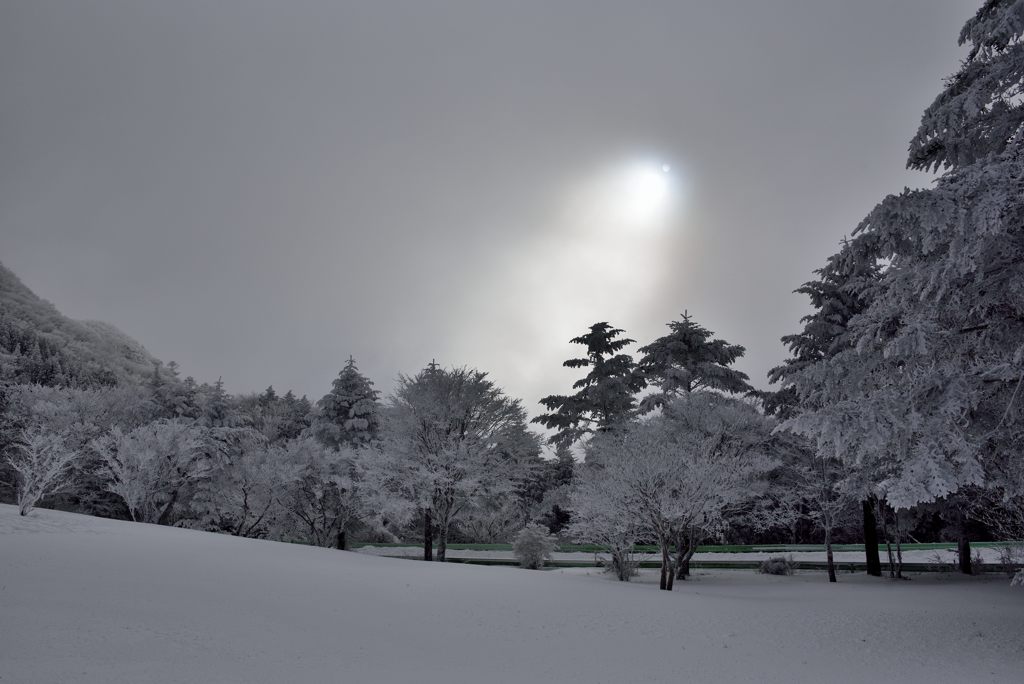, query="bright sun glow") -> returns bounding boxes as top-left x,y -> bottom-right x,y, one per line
613,162 -> 674,226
